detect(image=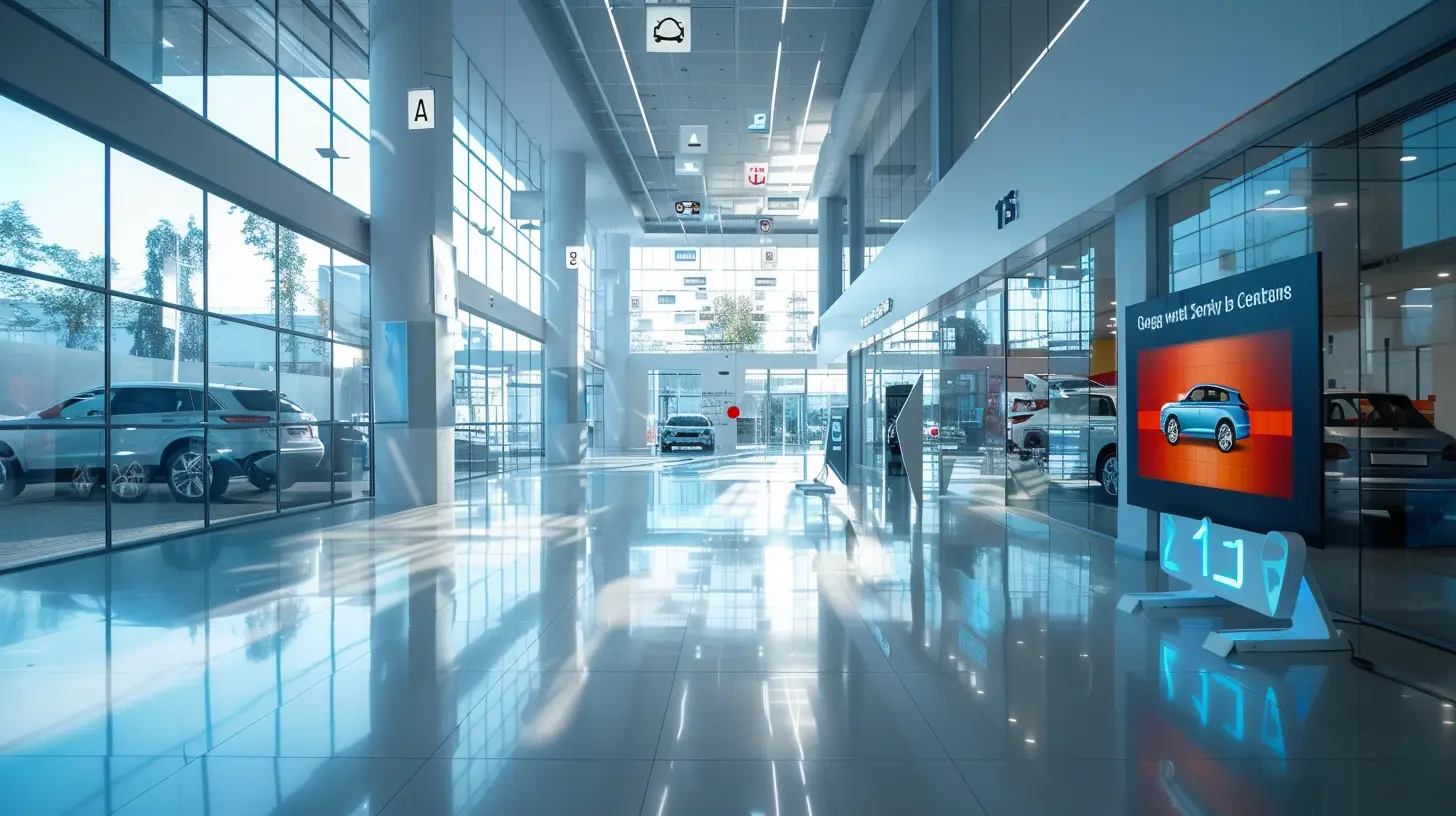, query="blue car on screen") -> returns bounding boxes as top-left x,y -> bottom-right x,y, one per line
1160,384 -> 1251,453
